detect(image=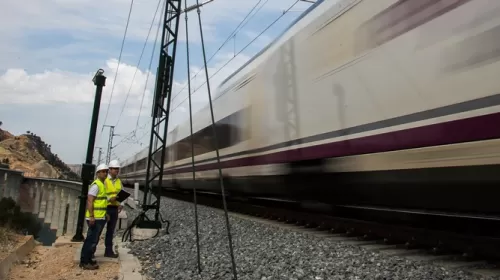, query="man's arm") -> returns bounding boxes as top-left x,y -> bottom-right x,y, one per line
87,183 -> 98,224
87,194 -> 95,217
118,180 -> 125,210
